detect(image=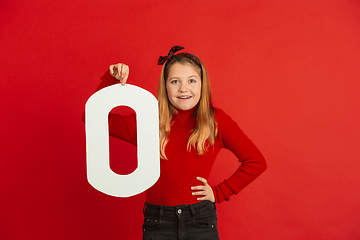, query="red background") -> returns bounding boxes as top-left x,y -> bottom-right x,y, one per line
1,0 -> 360,239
